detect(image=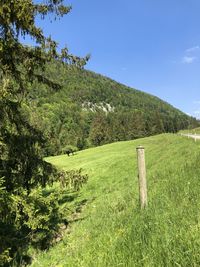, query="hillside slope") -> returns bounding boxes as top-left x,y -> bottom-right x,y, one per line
31,134 -> 200,267
27,63 -> 199,156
